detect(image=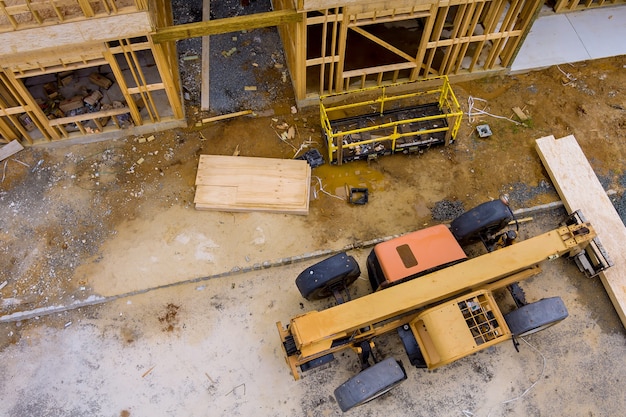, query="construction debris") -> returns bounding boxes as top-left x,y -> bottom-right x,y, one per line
89,73 -> 113,89
512,106 -> 529,121
201,110 -> 253,124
